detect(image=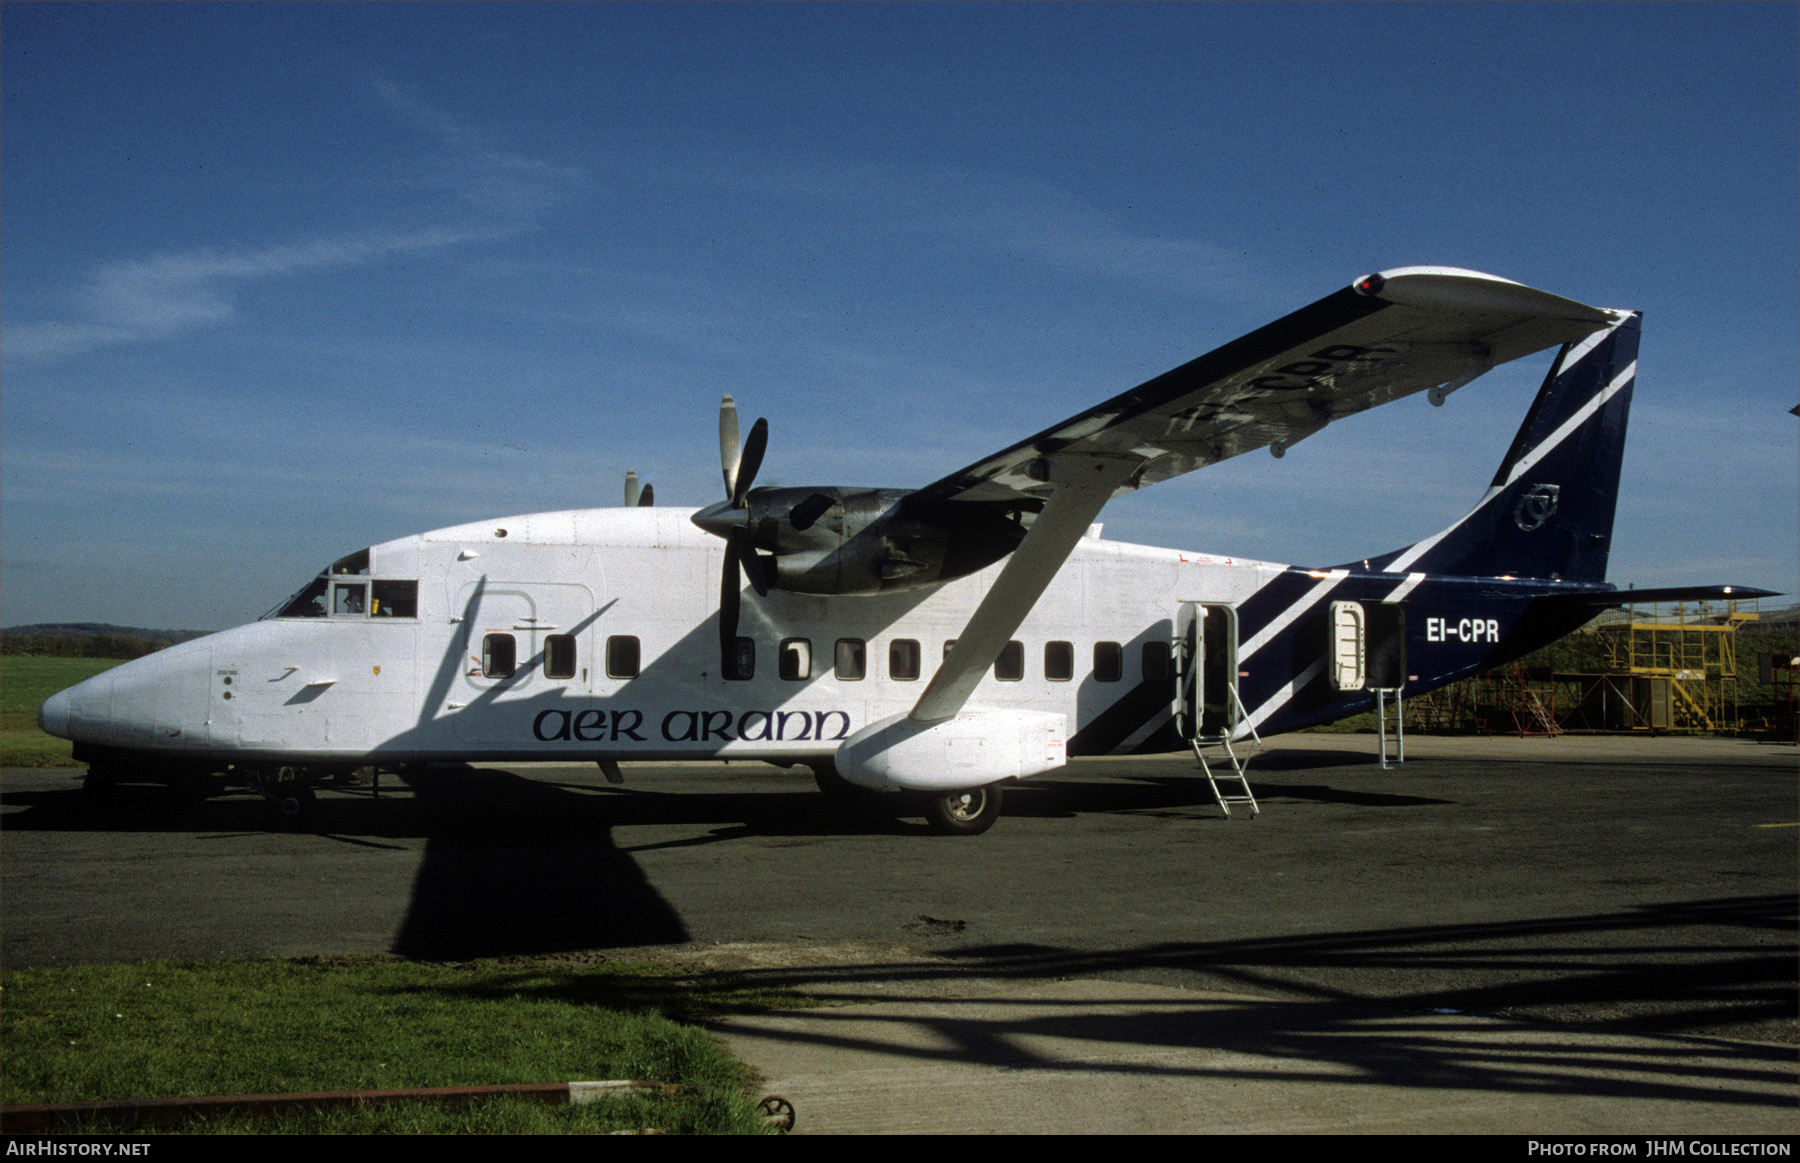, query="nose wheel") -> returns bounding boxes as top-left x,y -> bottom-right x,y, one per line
263,784 -> 317,828
921,783 -> 1003,836
249,767 -> 320,829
